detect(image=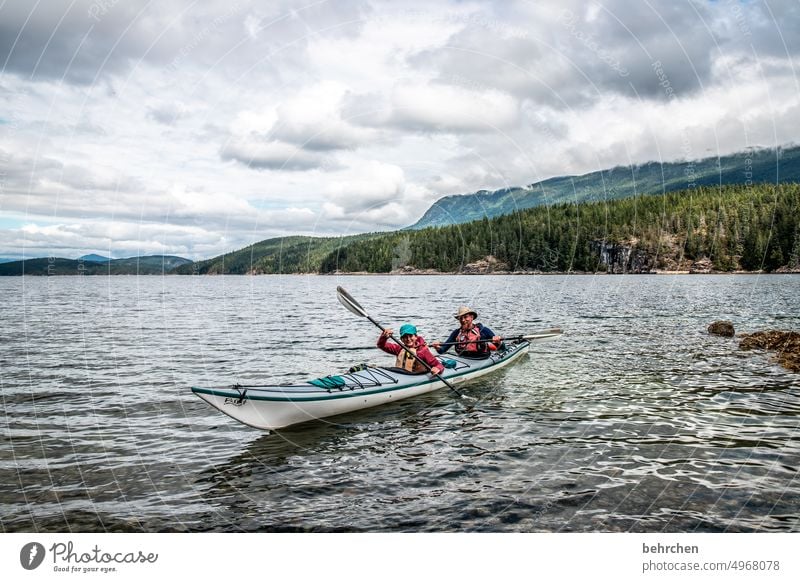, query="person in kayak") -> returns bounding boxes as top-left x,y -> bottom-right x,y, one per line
377,324 -> 444,375
431,306 -> 502,357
